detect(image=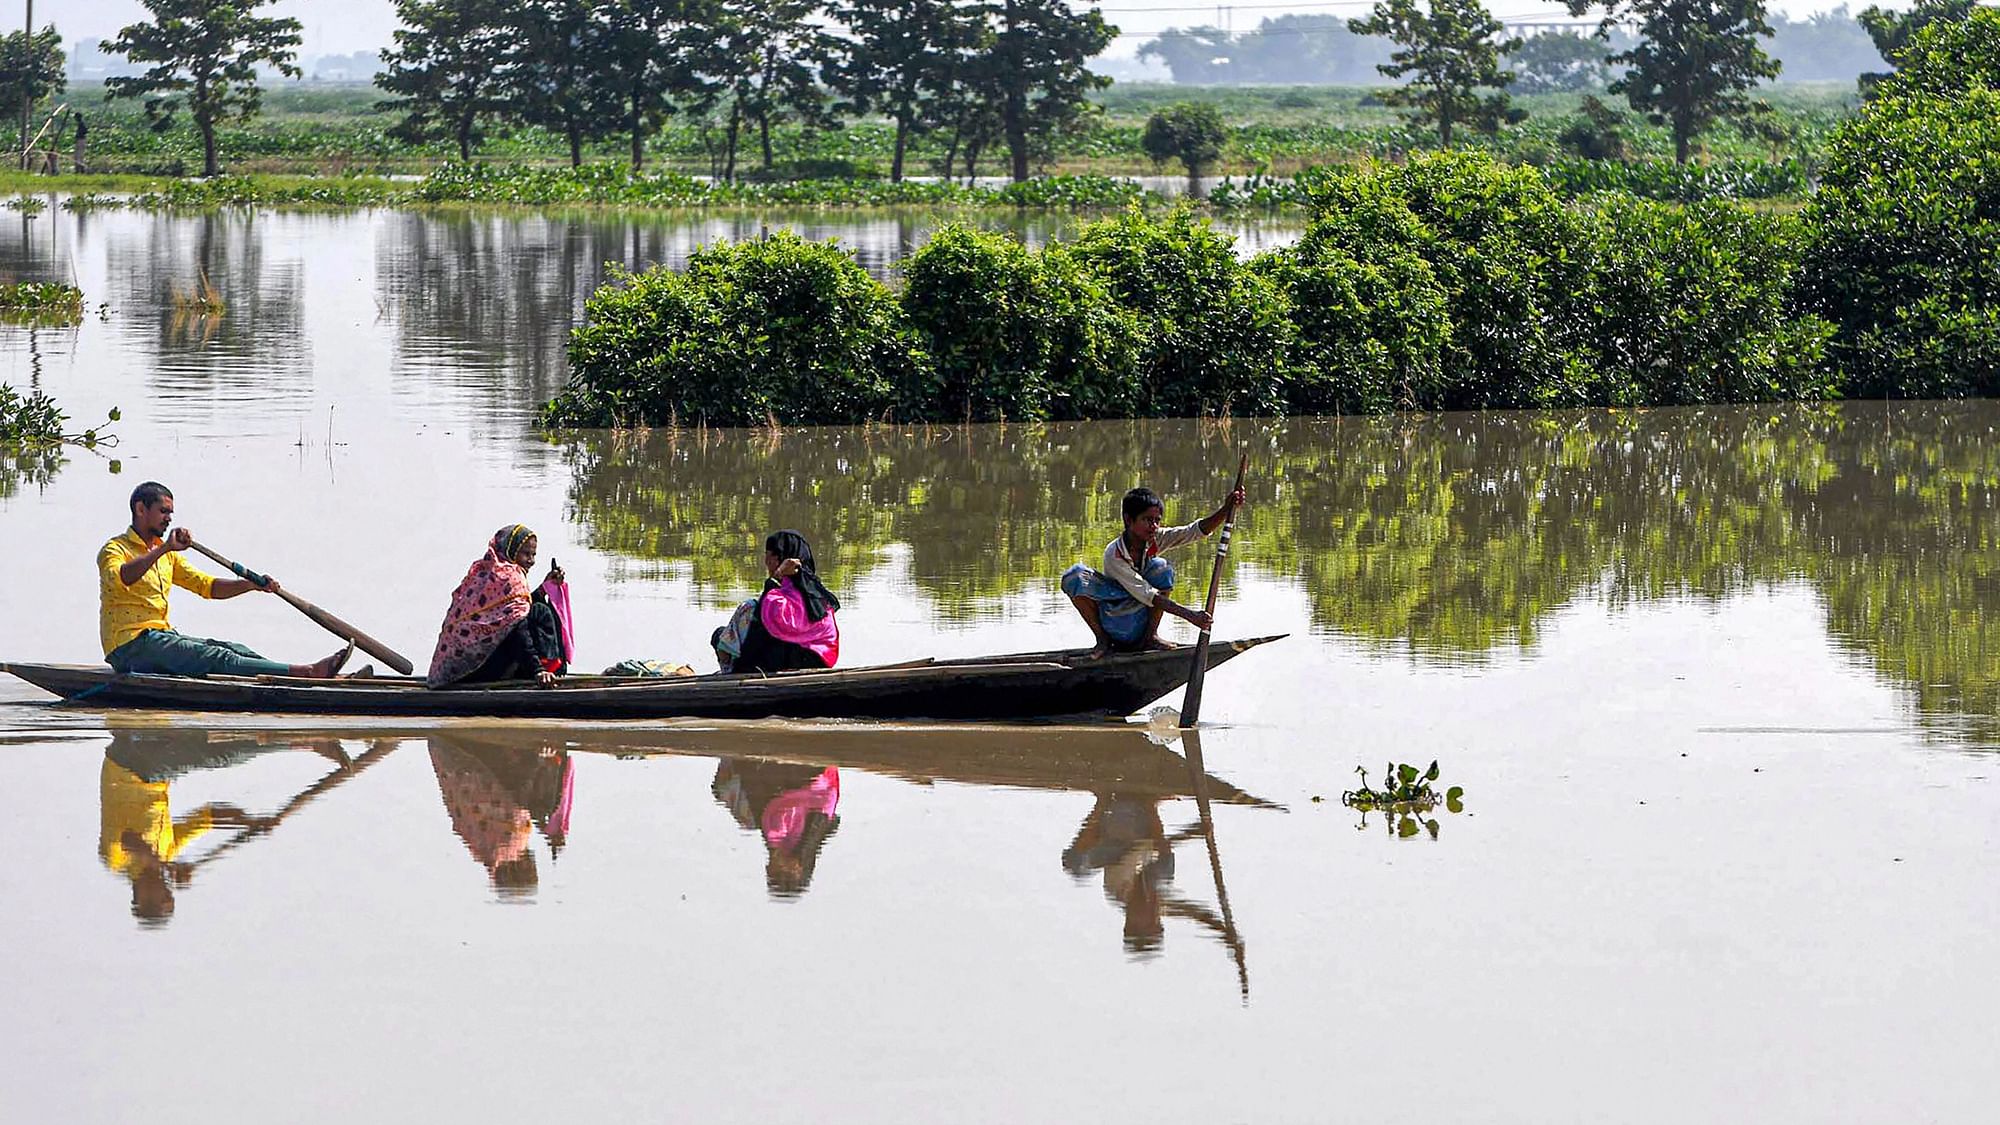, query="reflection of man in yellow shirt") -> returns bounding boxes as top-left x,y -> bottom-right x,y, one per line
99,756 -> 215,924
100,481 -> 350,678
